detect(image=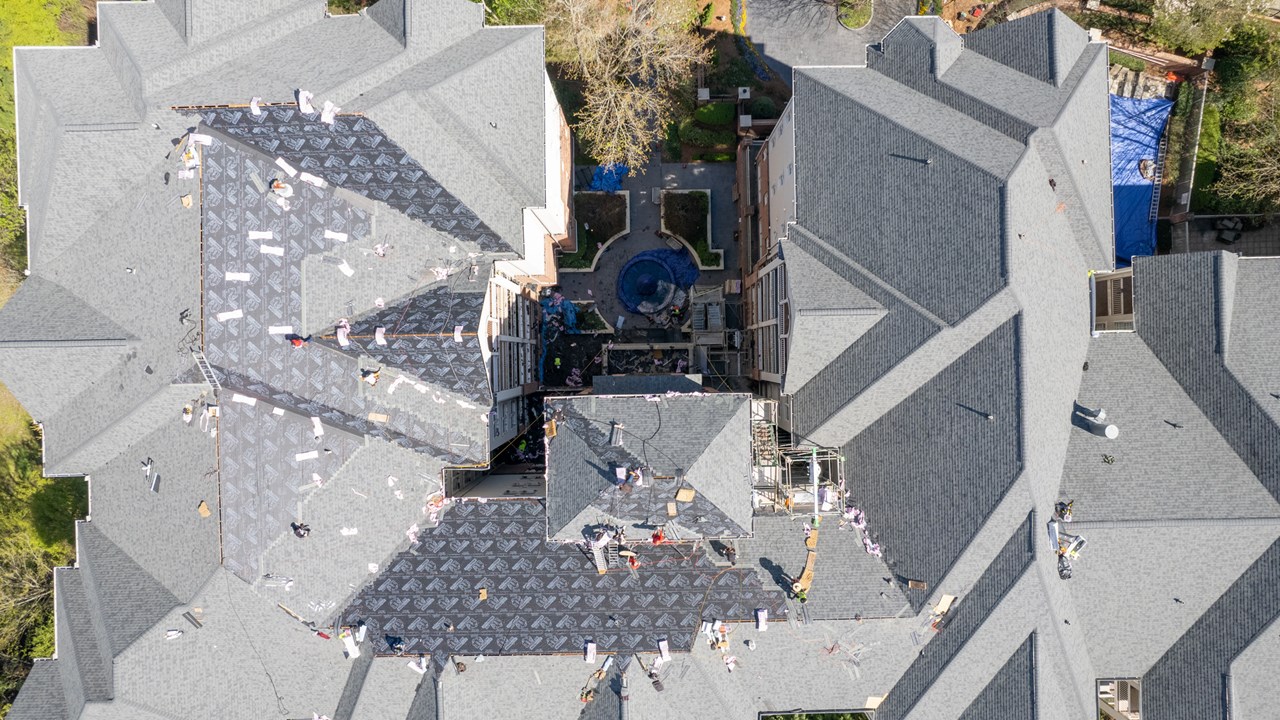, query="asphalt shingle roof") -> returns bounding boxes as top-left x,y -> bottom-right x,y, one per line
5,660 -> 68,720
874,513 -> 1035,720
957,633 -> 1037,720
843,317 -> 1023,607
545,393 -> 753,540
